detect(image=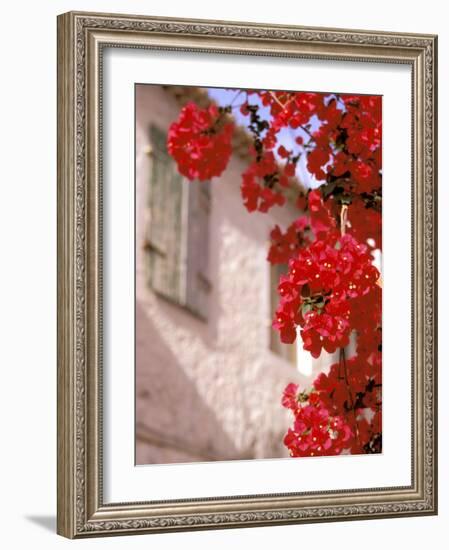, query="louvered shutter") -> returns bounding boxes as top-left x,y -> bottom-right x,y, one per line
145,125 -> 211,320
146,125 -> 185,304
185,181 -> 211,320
